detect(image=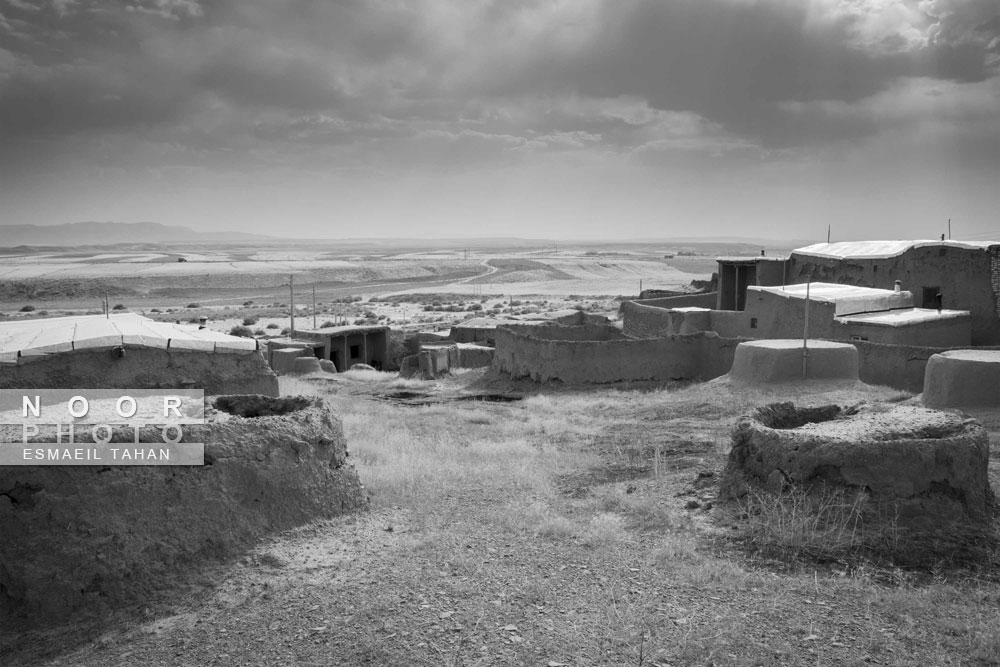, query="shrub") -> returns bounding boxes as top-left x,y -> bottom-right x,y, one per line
322,320 -> 337,328
469,303 -> 483,311
242,316 -> 258,326
112,303 -> 126,310
186,303 -> 199,308
280,327 -> 290,335
243,300 -> 254,306
150,308 -> 161,313
19,305 -> 35,312
253,328 -> 265,336
228,325 -> 254,338
265,323 -> 279,329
